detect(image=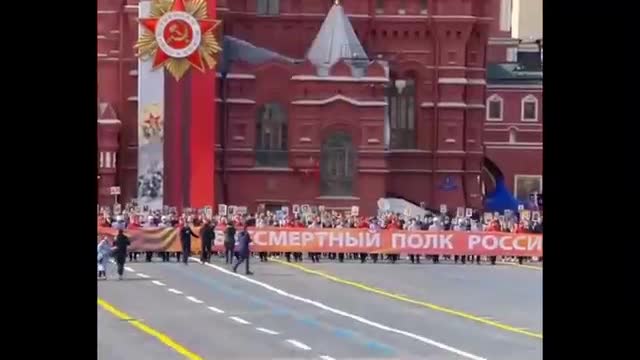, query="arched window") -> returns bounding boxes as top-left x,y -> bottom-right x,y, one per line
321,132 -> 355,196
387,76 -> 417,149
256,103 -> 288,167
486,94 -> 503,121
521,94 -> 538,122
